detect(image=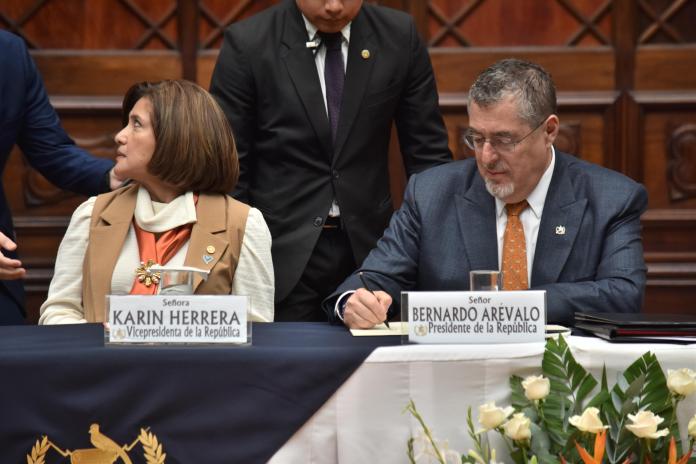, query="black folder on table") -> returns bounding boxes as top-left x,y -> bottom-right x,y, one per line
575,312 -> 696,343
